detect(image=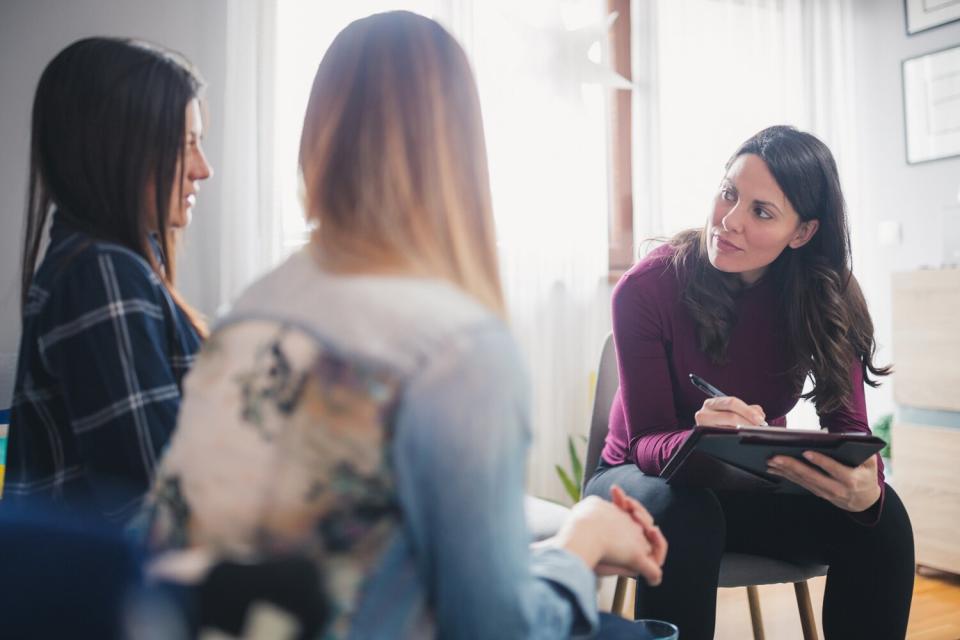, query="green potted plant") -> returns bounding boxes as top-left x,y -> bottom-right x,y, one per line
555,434 -> 587,504
872,413 -> 893,472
